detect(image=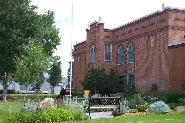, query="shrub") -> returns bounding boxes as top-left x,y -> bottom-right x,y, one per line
21,99 -> 39,112
112,108 -> 121,117
148,101 -> 171,113
168,102 -> 178,110
4,107 -> 87,123
112,98 -> 130,117
128,101 -> 137,109
137,104 -> 147,112
178,97 -> 185,105
9,94 -> 57,101
0,89 -> 17,94
150,92 -> 181,104
128,93 -> 145,109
